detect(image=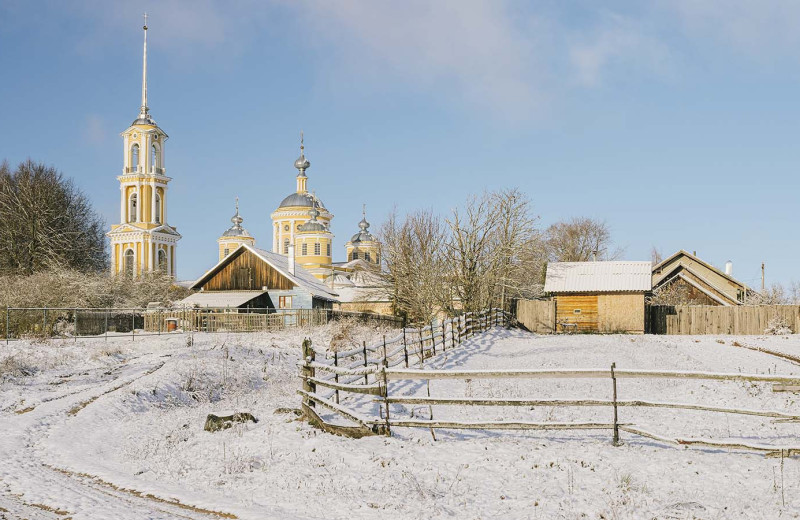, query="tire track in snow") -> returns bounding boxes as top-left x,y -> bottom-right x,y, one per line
1,352 -> 239,519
